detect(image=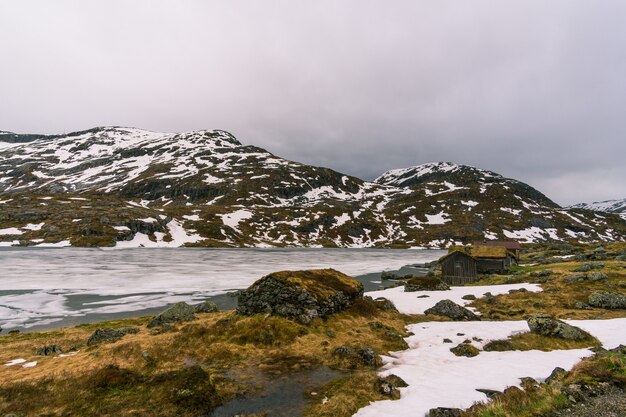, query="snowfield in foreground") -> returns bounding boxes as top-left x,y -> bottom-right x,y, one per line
356,284 -> 626,417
